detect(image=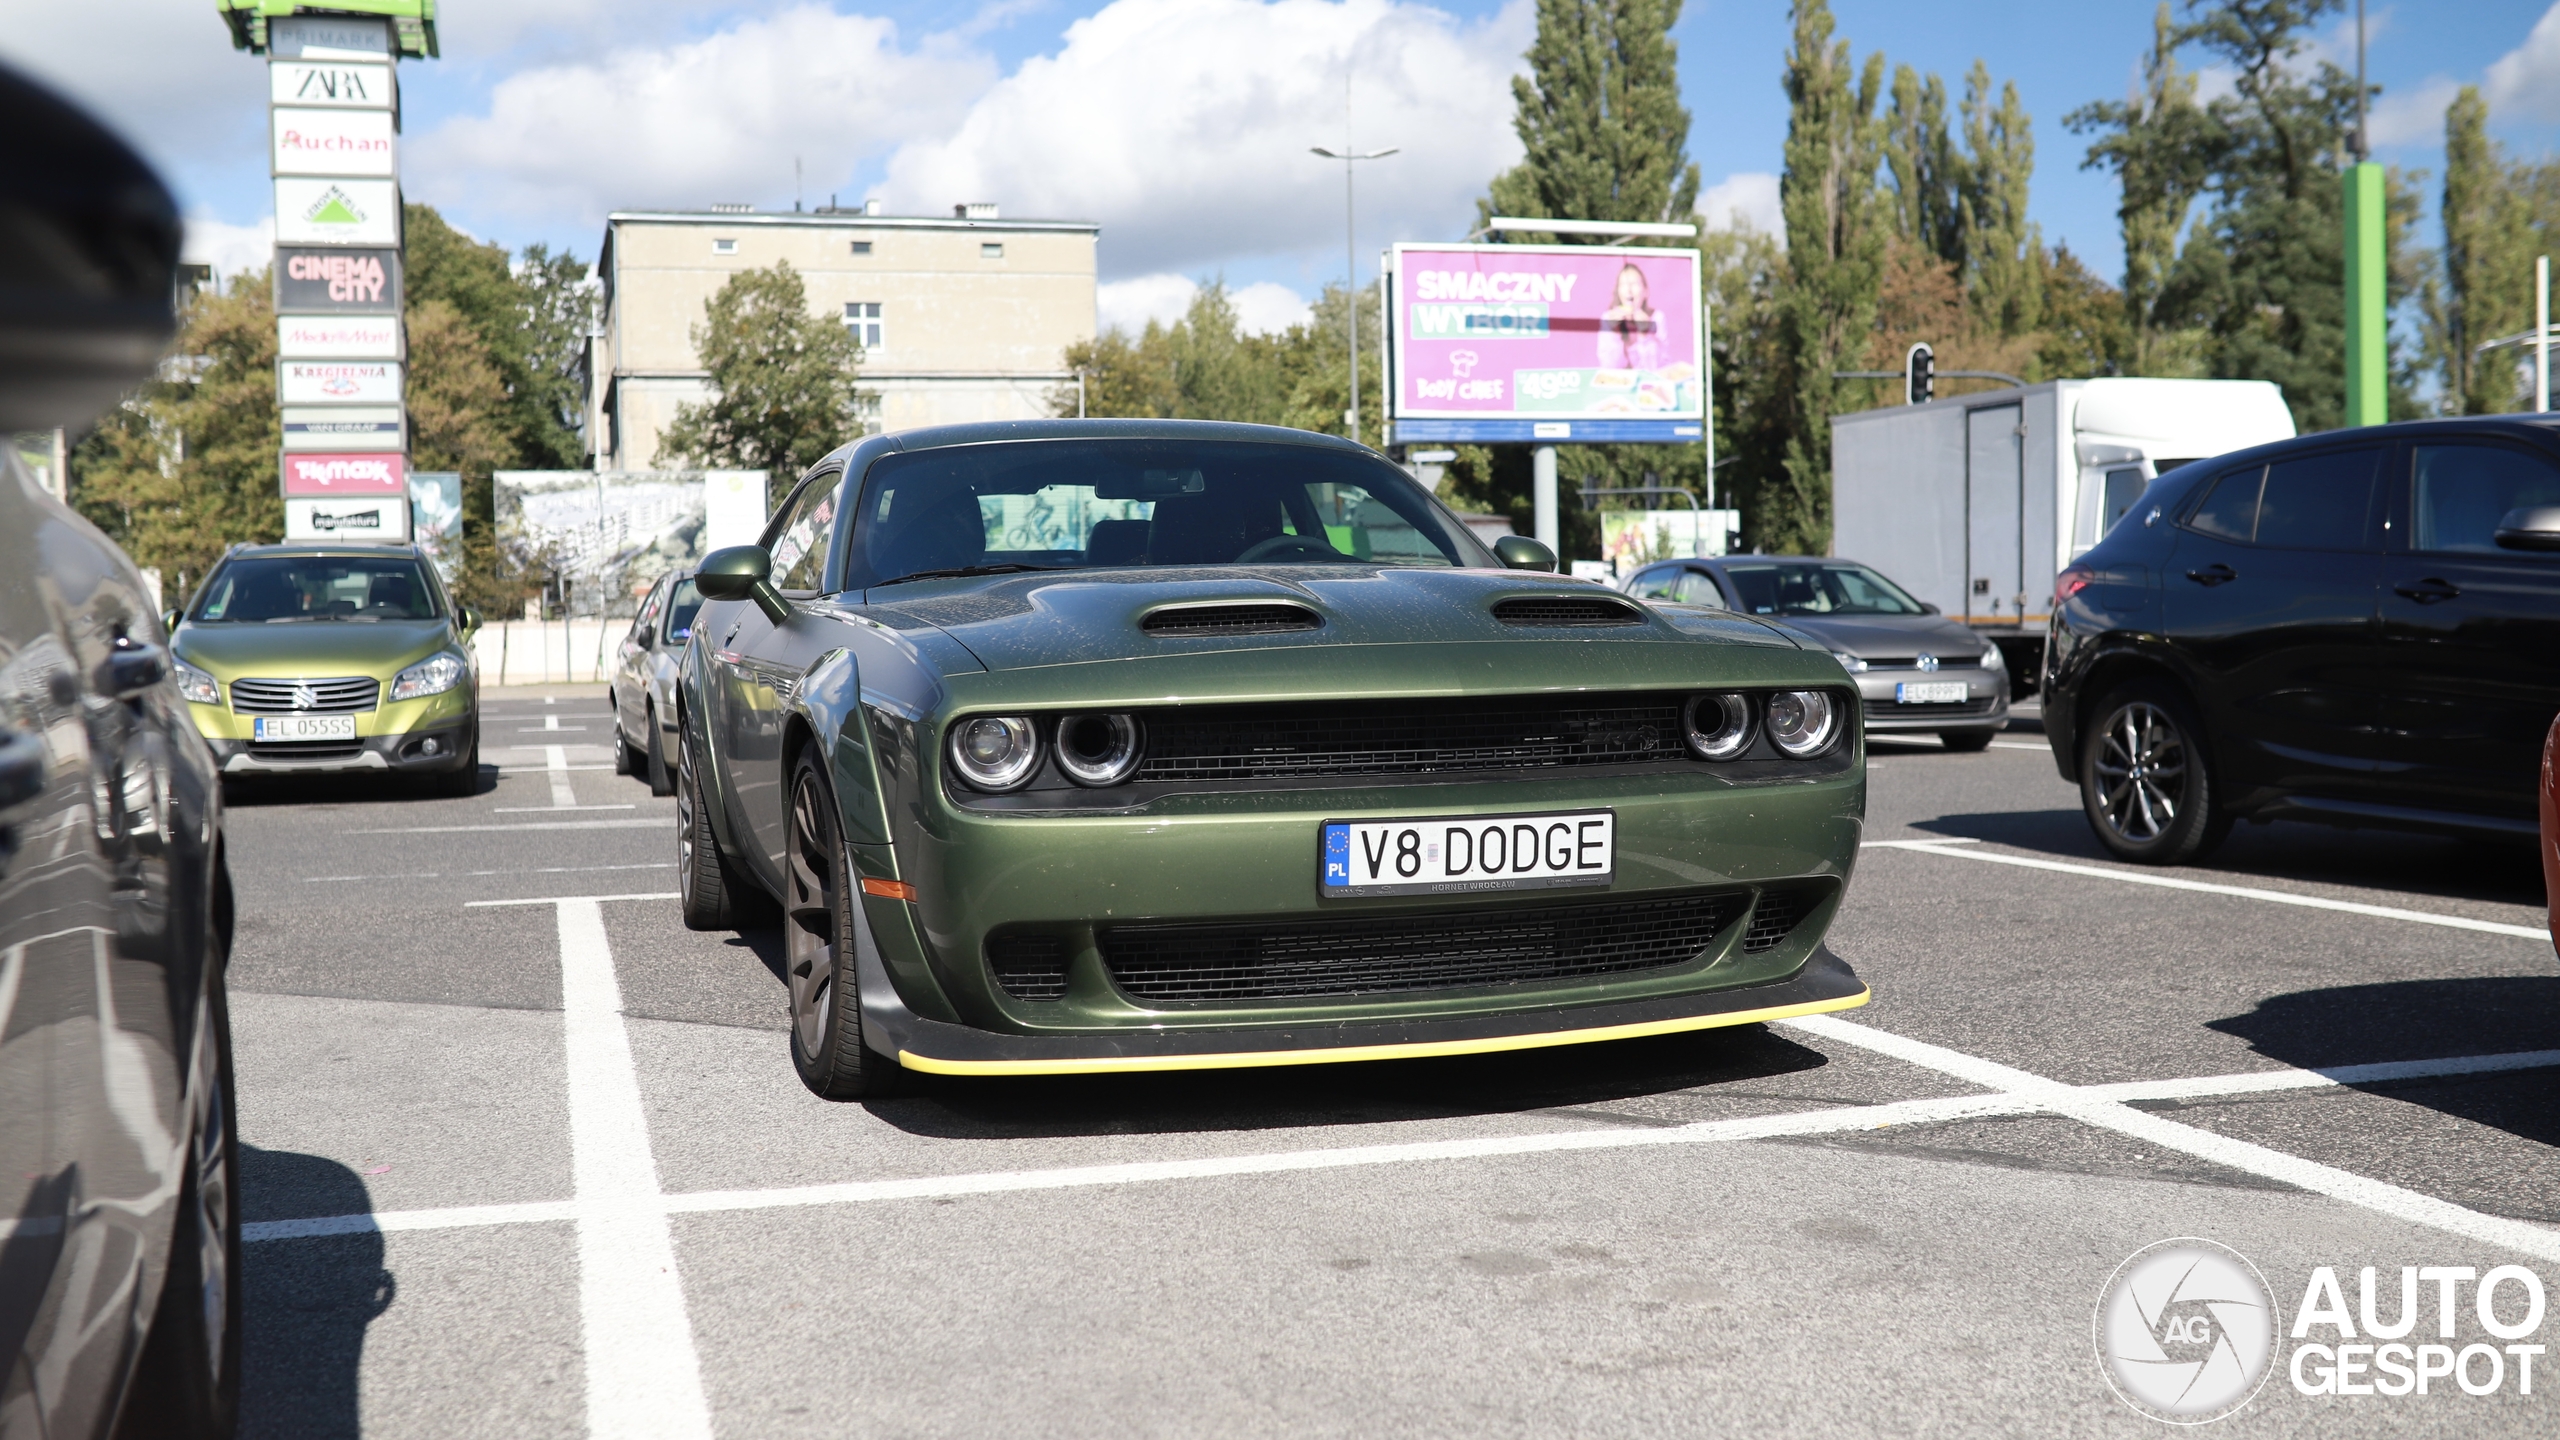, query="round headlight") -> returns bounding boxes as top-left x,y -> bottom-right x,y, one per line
949,715 -> 1040,791
1056,712 -> 1142,786
1684,692 -> 1756,760
1765,690 -> 1842,758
